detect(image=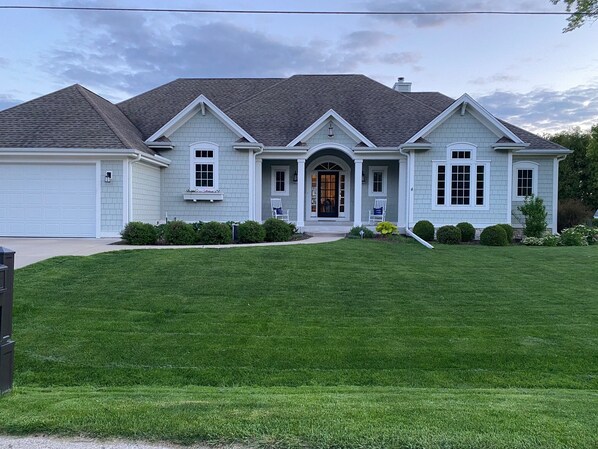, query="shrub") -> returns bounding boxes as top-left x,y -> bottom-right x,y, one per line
191,221 -> 204,233
263,218 -> 293,242
542,234 -> 560,247
480,225 -> 508,246
163,220 -> 198,245
348,225 -> 374,239
436,225 -> 461,244
560,224 -> 598,246
238,220 -> 266,243
376,221 -> 398,236
197,221 -> 232,245
121,221 -> 157,245
496,224 -> 514,243
518,195 -> 547,238
522,234 -> 560,247
558,198 -> 593,231
413,220 -> 435,241
456,222 -> 475,242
